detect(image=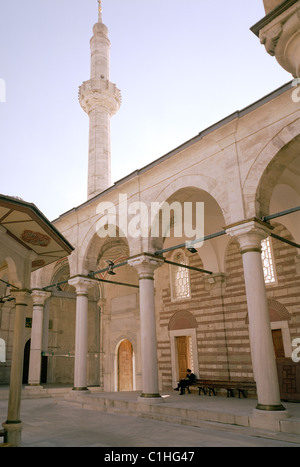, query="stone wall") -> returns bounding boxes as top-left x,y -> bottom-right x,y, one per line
156,223 -> 300,389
